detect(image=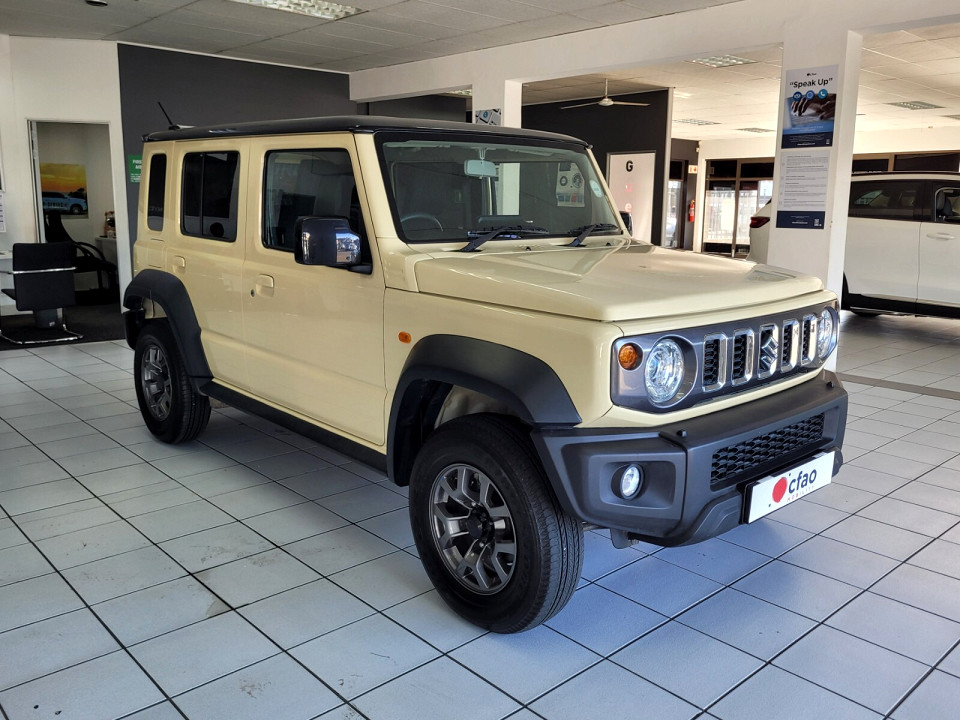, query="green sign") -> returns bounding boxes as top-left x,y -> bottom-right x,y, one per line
128,155 -> 142,184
